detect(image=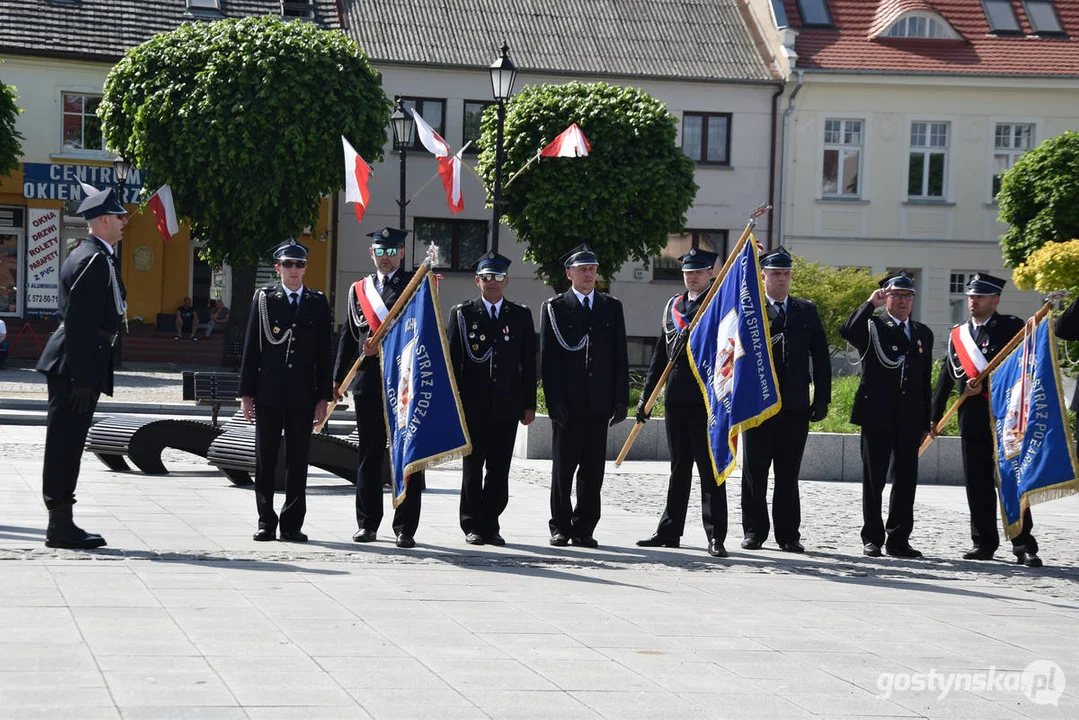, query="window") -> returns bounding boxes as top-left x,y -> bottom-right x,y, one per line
822,119 -> 863,197
413,218 -> 487,272
770,0 -> 790,27
654,230 -> 728,281
282,0 -> 314,19
993,123 -> 1035,197
187,0 -> 221,9
949,272 -> 977,325
61,93 -> 104,153
1024,1 -> 1063,34
796,0 -> 833,26
983,0 -> 1021,33
461,101 -> 493,155
908,122 -> 948,199
401,98 -> 446,152
885,14 -> 956,38
682,112 -> 731,165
